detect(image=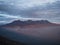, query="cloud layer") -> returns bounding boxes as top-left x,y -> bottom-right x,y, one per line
0,0 -> 60,24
